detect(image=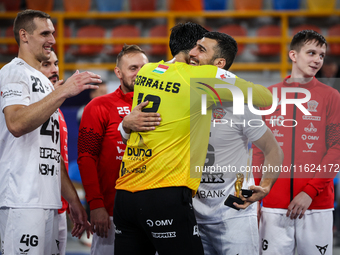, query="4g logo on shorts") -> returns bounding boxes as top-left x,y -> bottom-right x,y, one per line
199,84 -> 312,117
20,234 -> 38,251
